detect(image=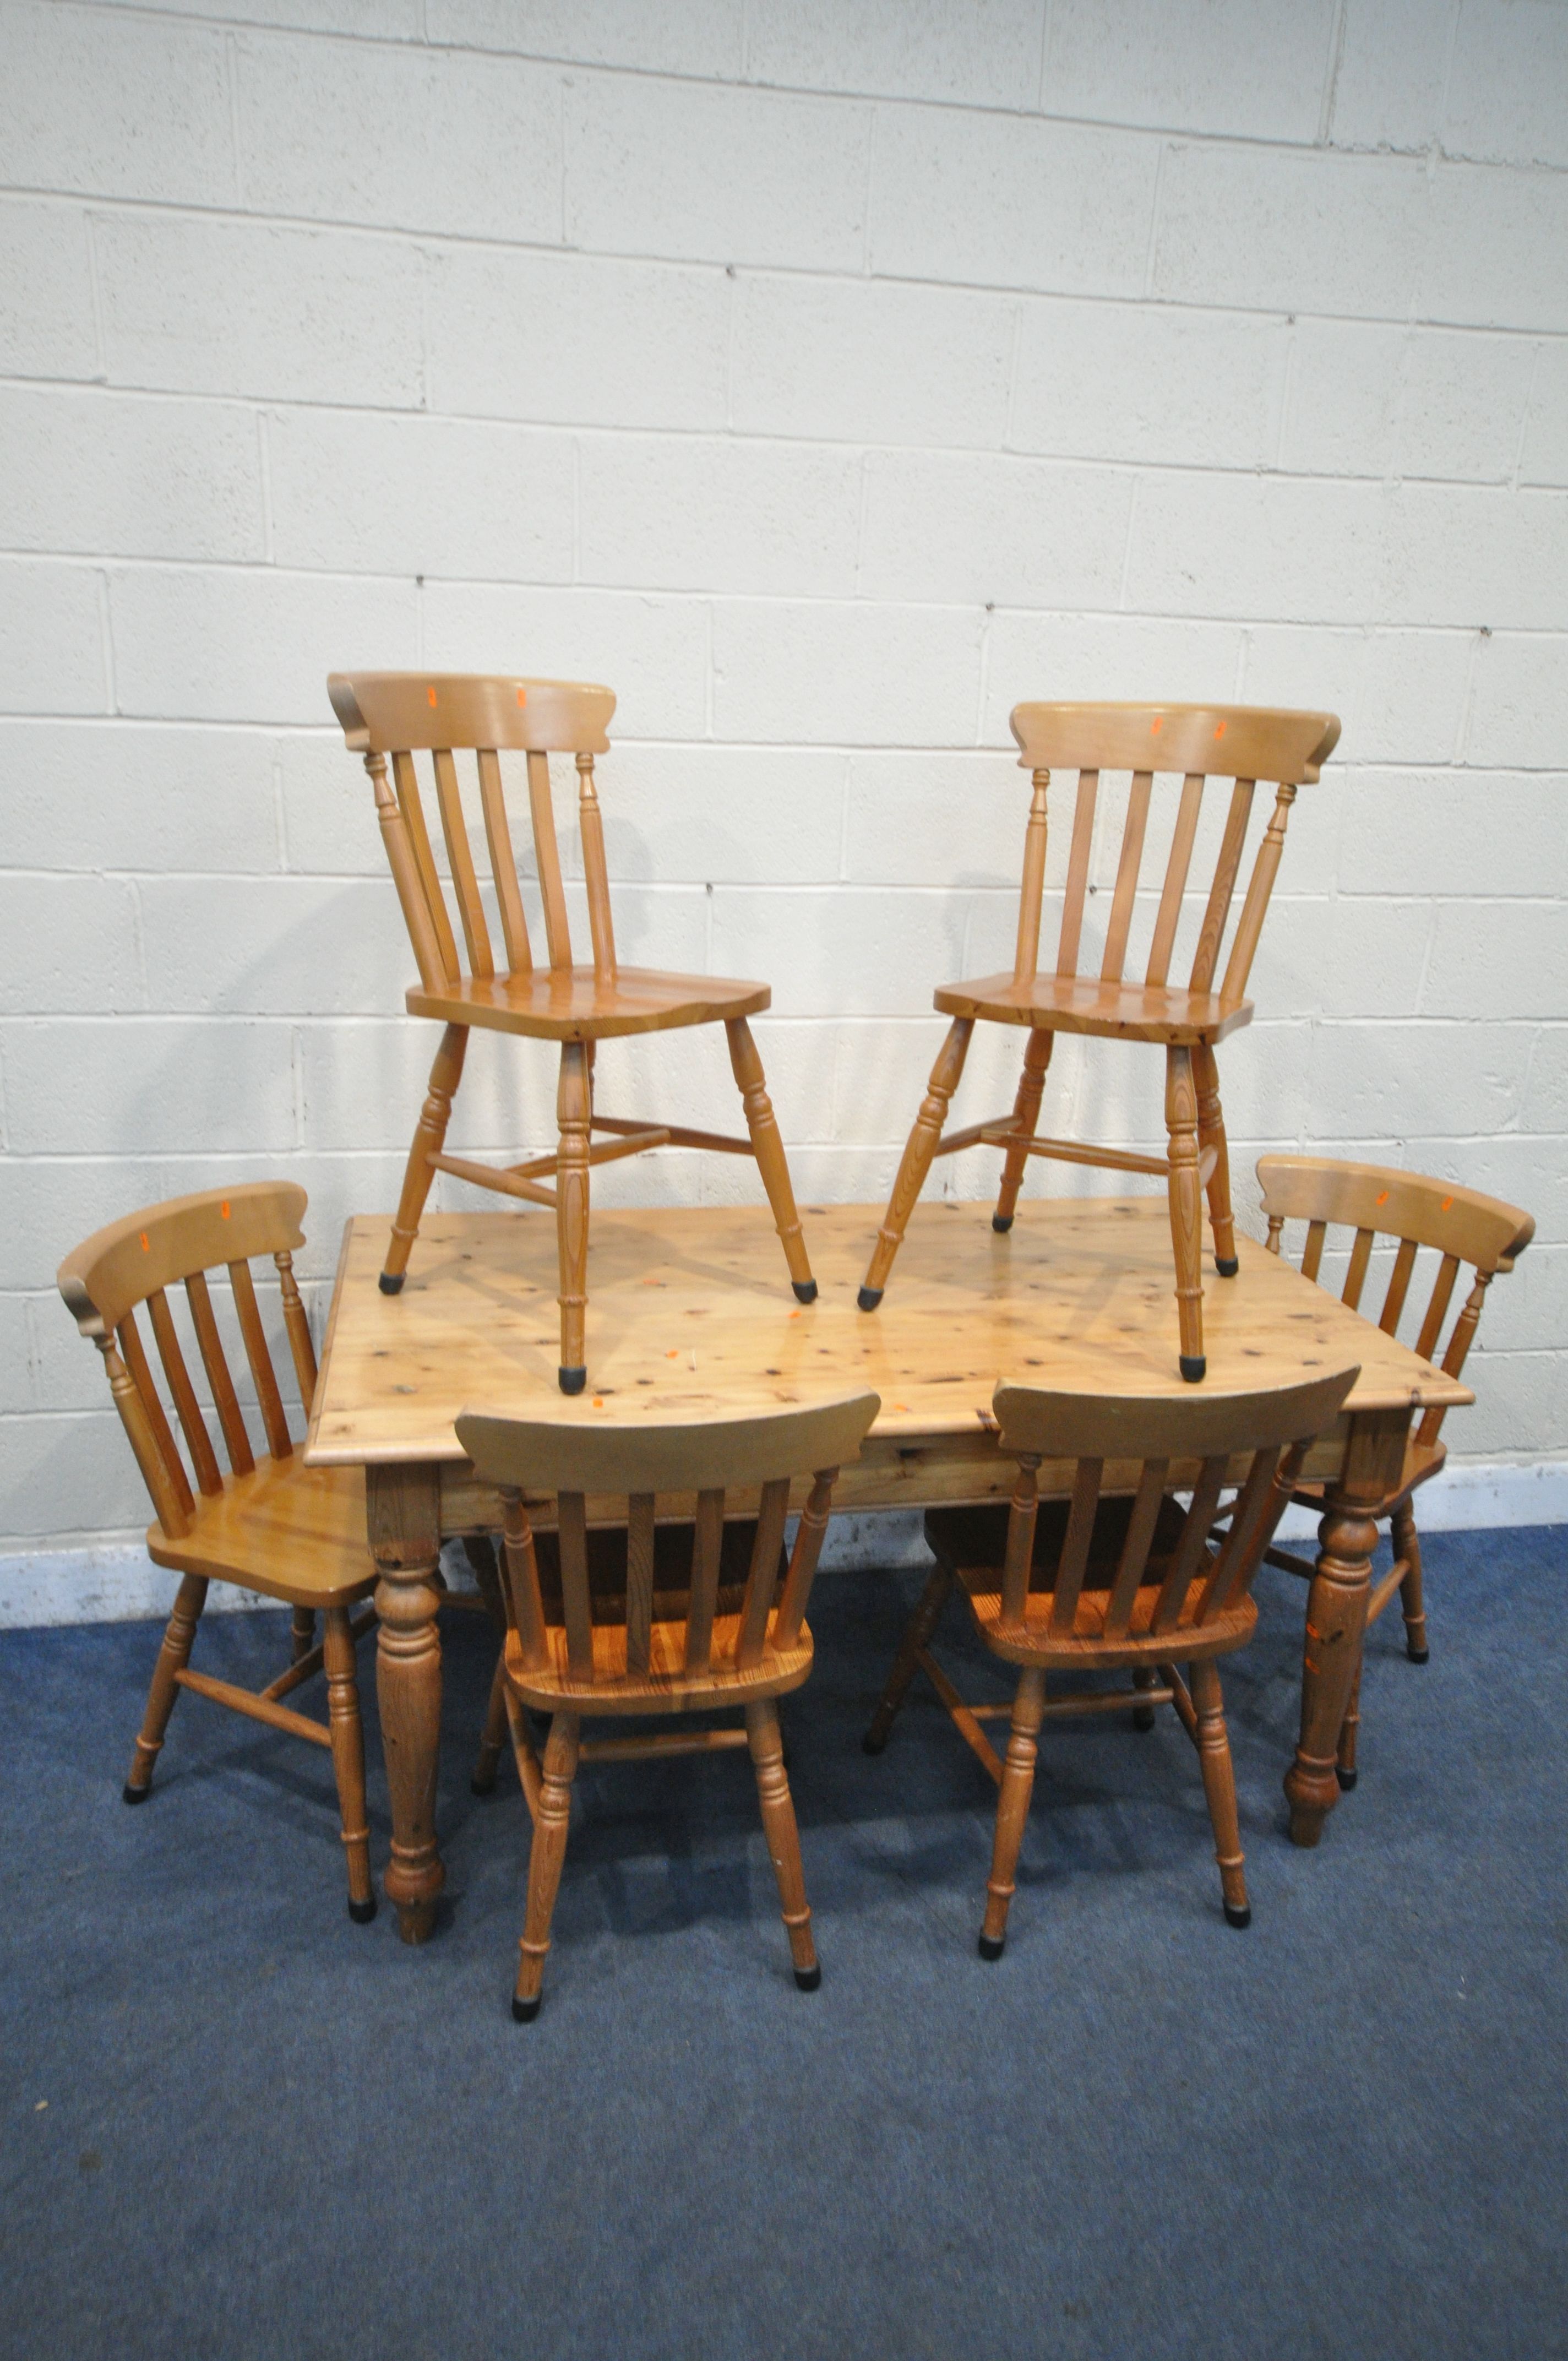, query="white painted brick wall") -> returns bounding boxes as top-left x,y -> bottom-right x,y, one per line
4,0 -> 1566,1567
